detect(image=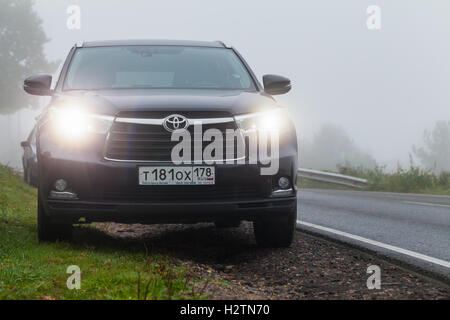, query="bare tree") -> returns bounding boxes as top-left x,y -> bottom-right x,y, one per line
0,0 -> 57,114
